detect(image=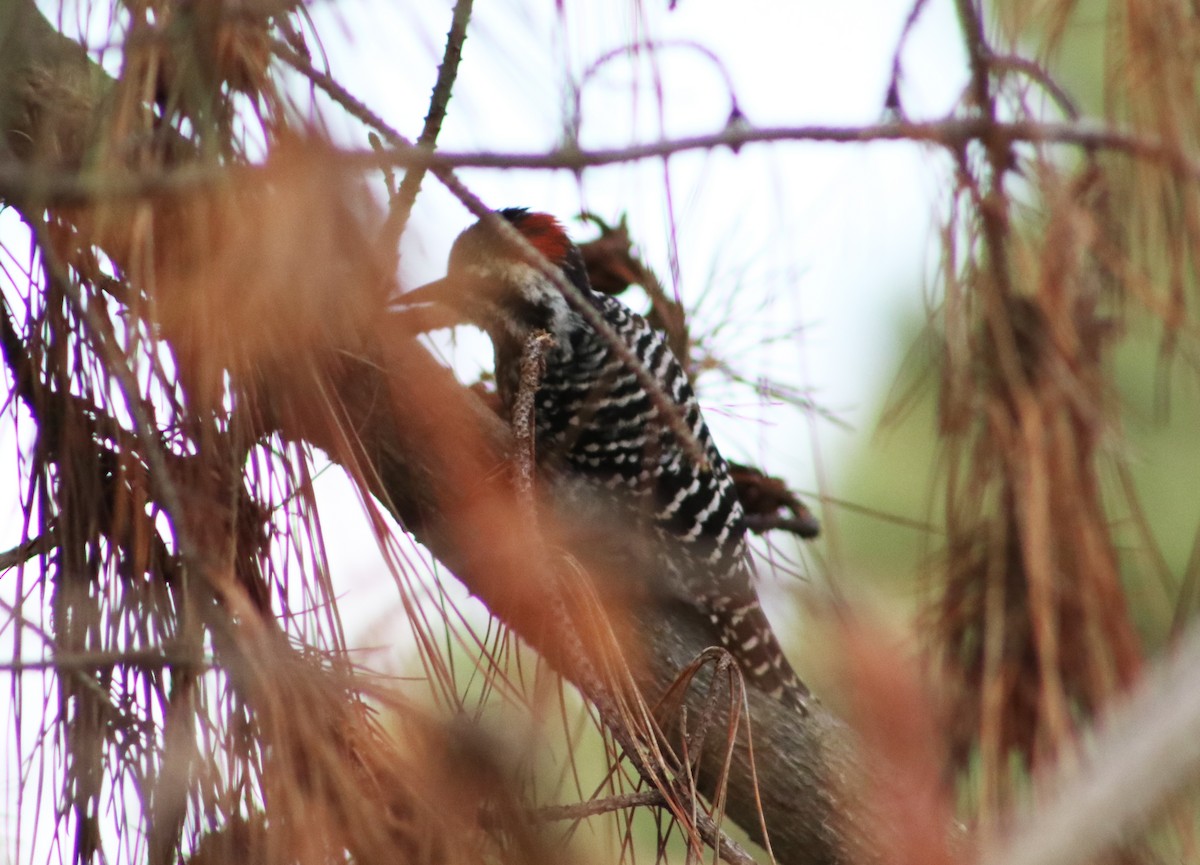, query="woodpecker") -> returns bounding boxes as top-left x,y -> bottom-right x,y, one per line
406,208 -> 809,712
